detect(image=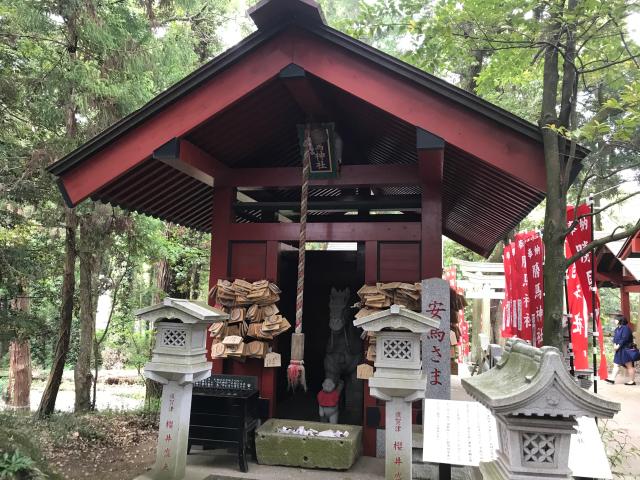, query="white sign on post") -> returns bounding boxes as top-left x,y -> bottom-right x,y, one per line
421,278 -> 450,400
422,399 -> 613,479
